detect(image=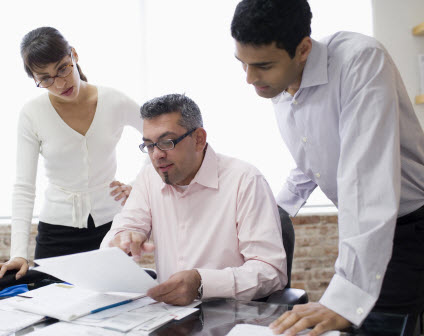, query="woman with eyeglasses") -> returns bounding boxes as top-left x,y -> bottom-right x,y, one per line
0,27 -> 143,280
